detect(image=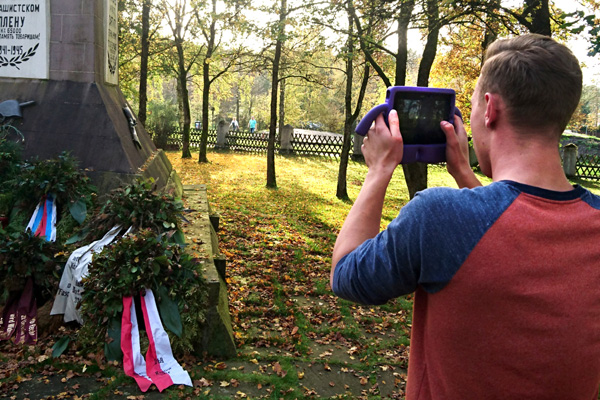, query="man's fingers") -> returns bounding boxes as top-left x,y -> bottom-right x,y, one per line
441,120 -> 458,145
387,110 -> 402,138
453,115 -> 467,137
